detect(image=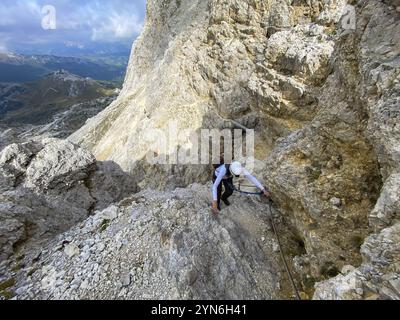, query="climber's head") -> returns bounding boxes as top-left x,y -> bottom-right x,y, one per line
230,161 -> 243,176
